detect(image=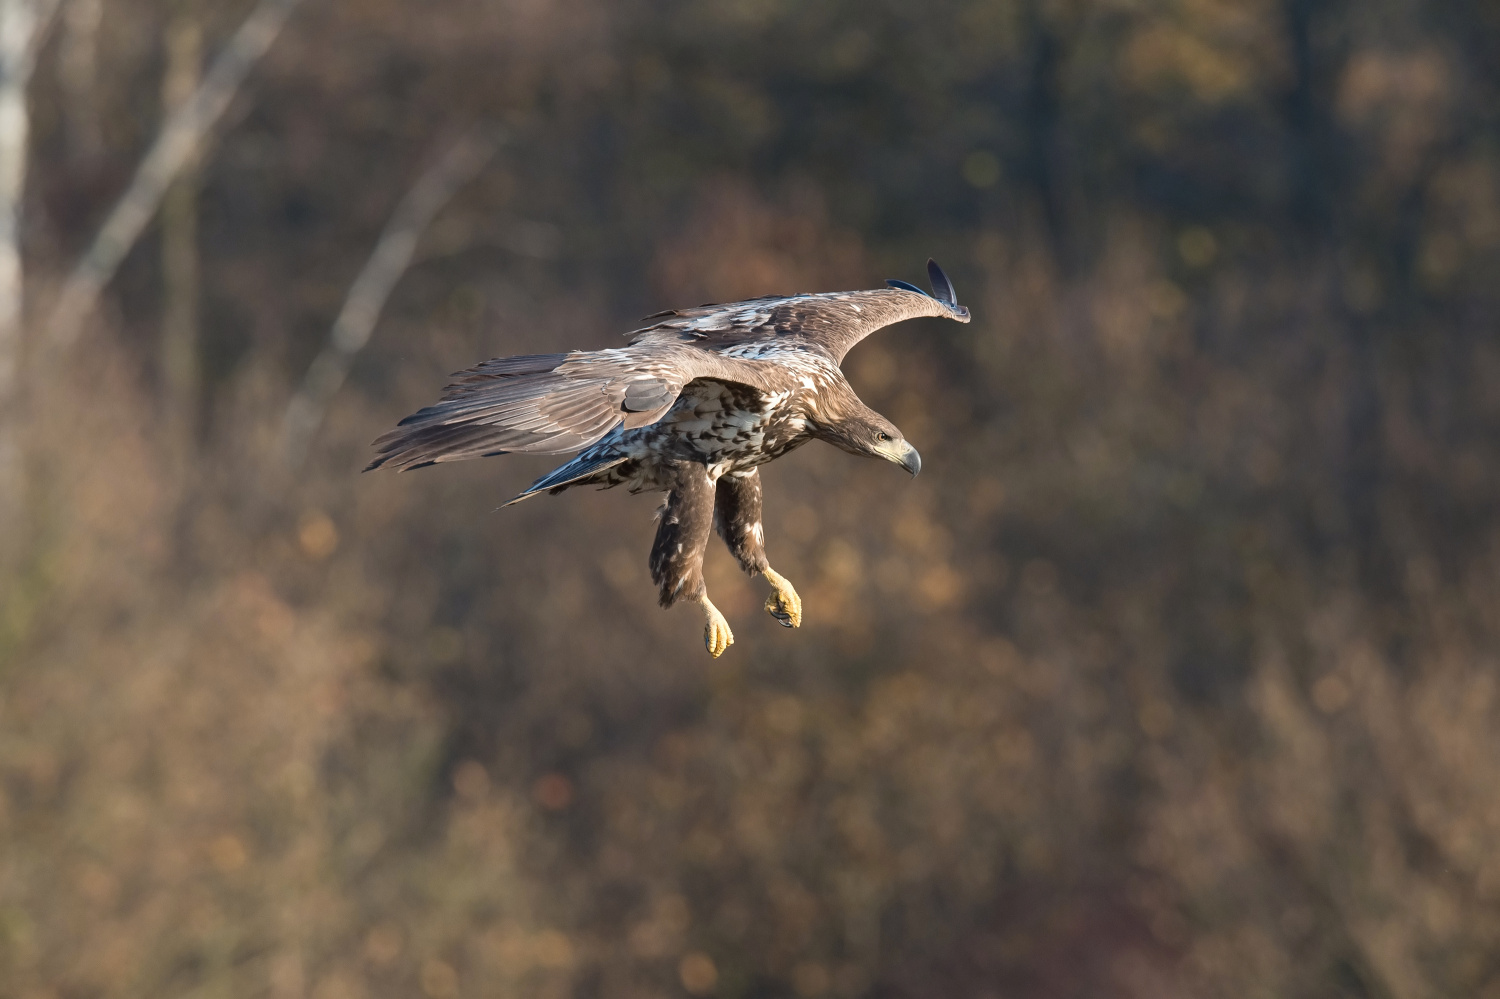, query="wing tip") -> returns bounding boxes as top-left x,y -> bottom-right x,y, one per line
885,278 -> 929,296
927,258 -> 957,307
888,261 -> 968,320
363,447 -> 440,473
